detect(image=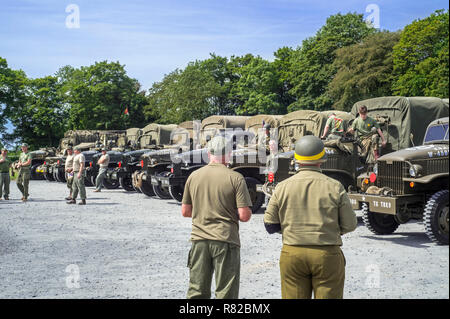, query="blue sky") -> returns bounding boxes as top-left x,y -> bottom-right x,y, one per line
1,0 -> 449,91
